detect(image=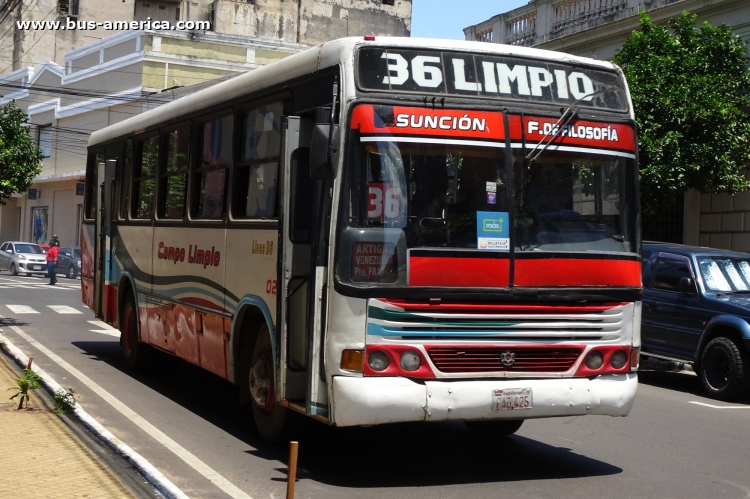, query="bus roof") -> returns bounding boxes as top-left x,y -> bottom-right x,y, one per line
89,36 -> 624,147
